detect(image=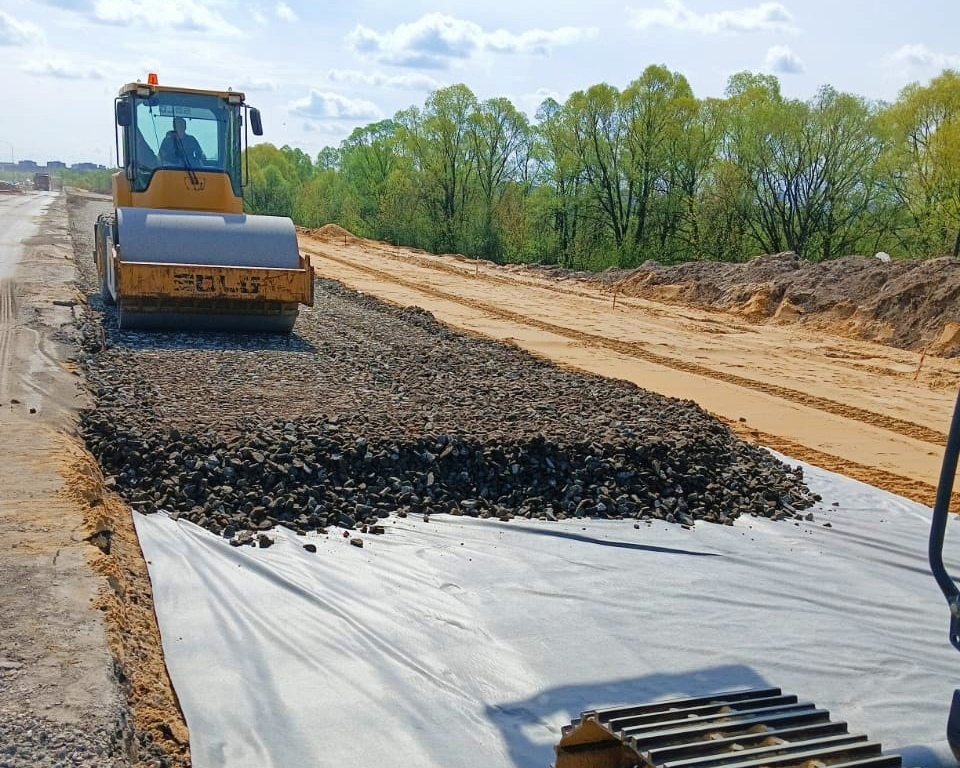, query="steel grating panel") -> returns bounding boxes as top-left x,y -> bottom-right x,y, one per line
555,688 -> 902,768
